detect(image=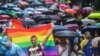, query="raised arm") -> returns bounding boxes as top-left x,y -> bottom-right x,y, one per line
41,23 -> 54,46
